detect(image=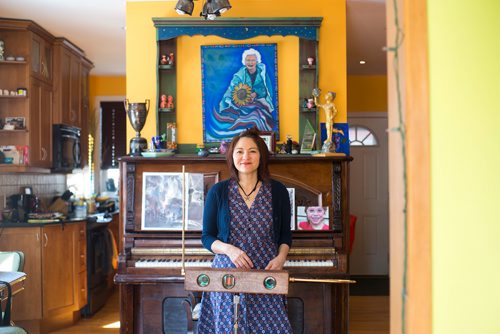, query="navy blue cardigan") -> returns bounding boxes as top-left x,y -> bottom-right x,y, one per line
201,179 -> 292,252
